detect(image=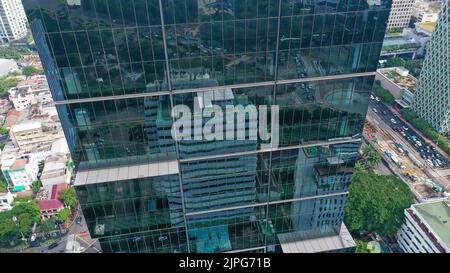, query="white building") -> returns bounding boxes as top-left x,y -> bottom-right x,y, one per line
9,75 -> 53,111
0,58 -> 18,76
1,156 -> 39,192
398,200 -> 450,253
387,0 -> 416,31
9,85 -> 53,112
41,153 -> 72,188
417,11 -> 439,23
0,191 -> 13,211
0,0 -> 28,42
